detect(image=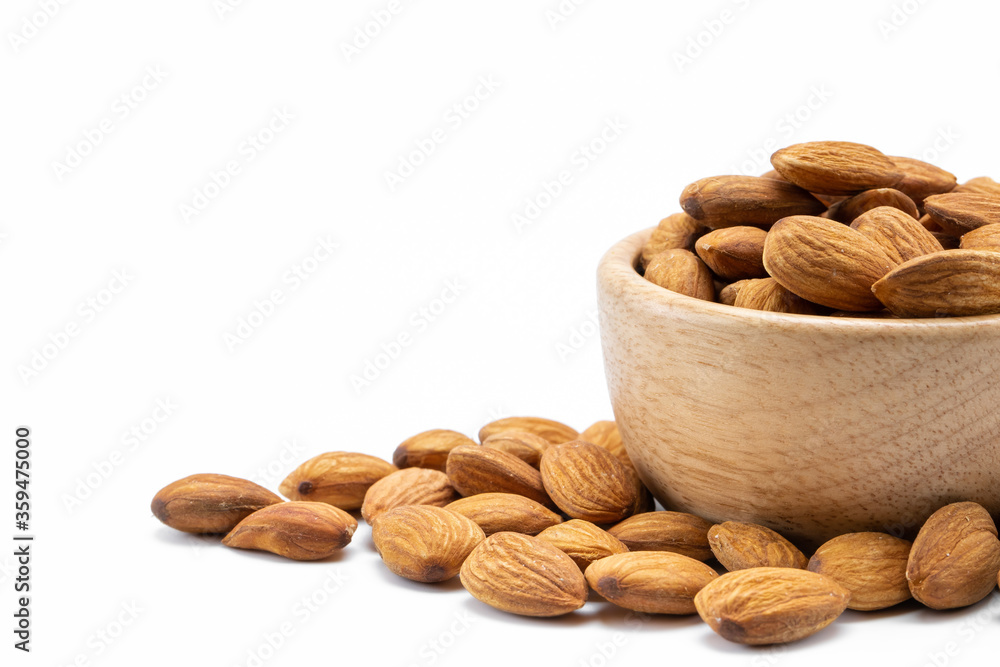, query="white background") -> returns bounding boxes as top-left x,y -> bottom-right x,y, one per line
3,0 -> 1000,665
